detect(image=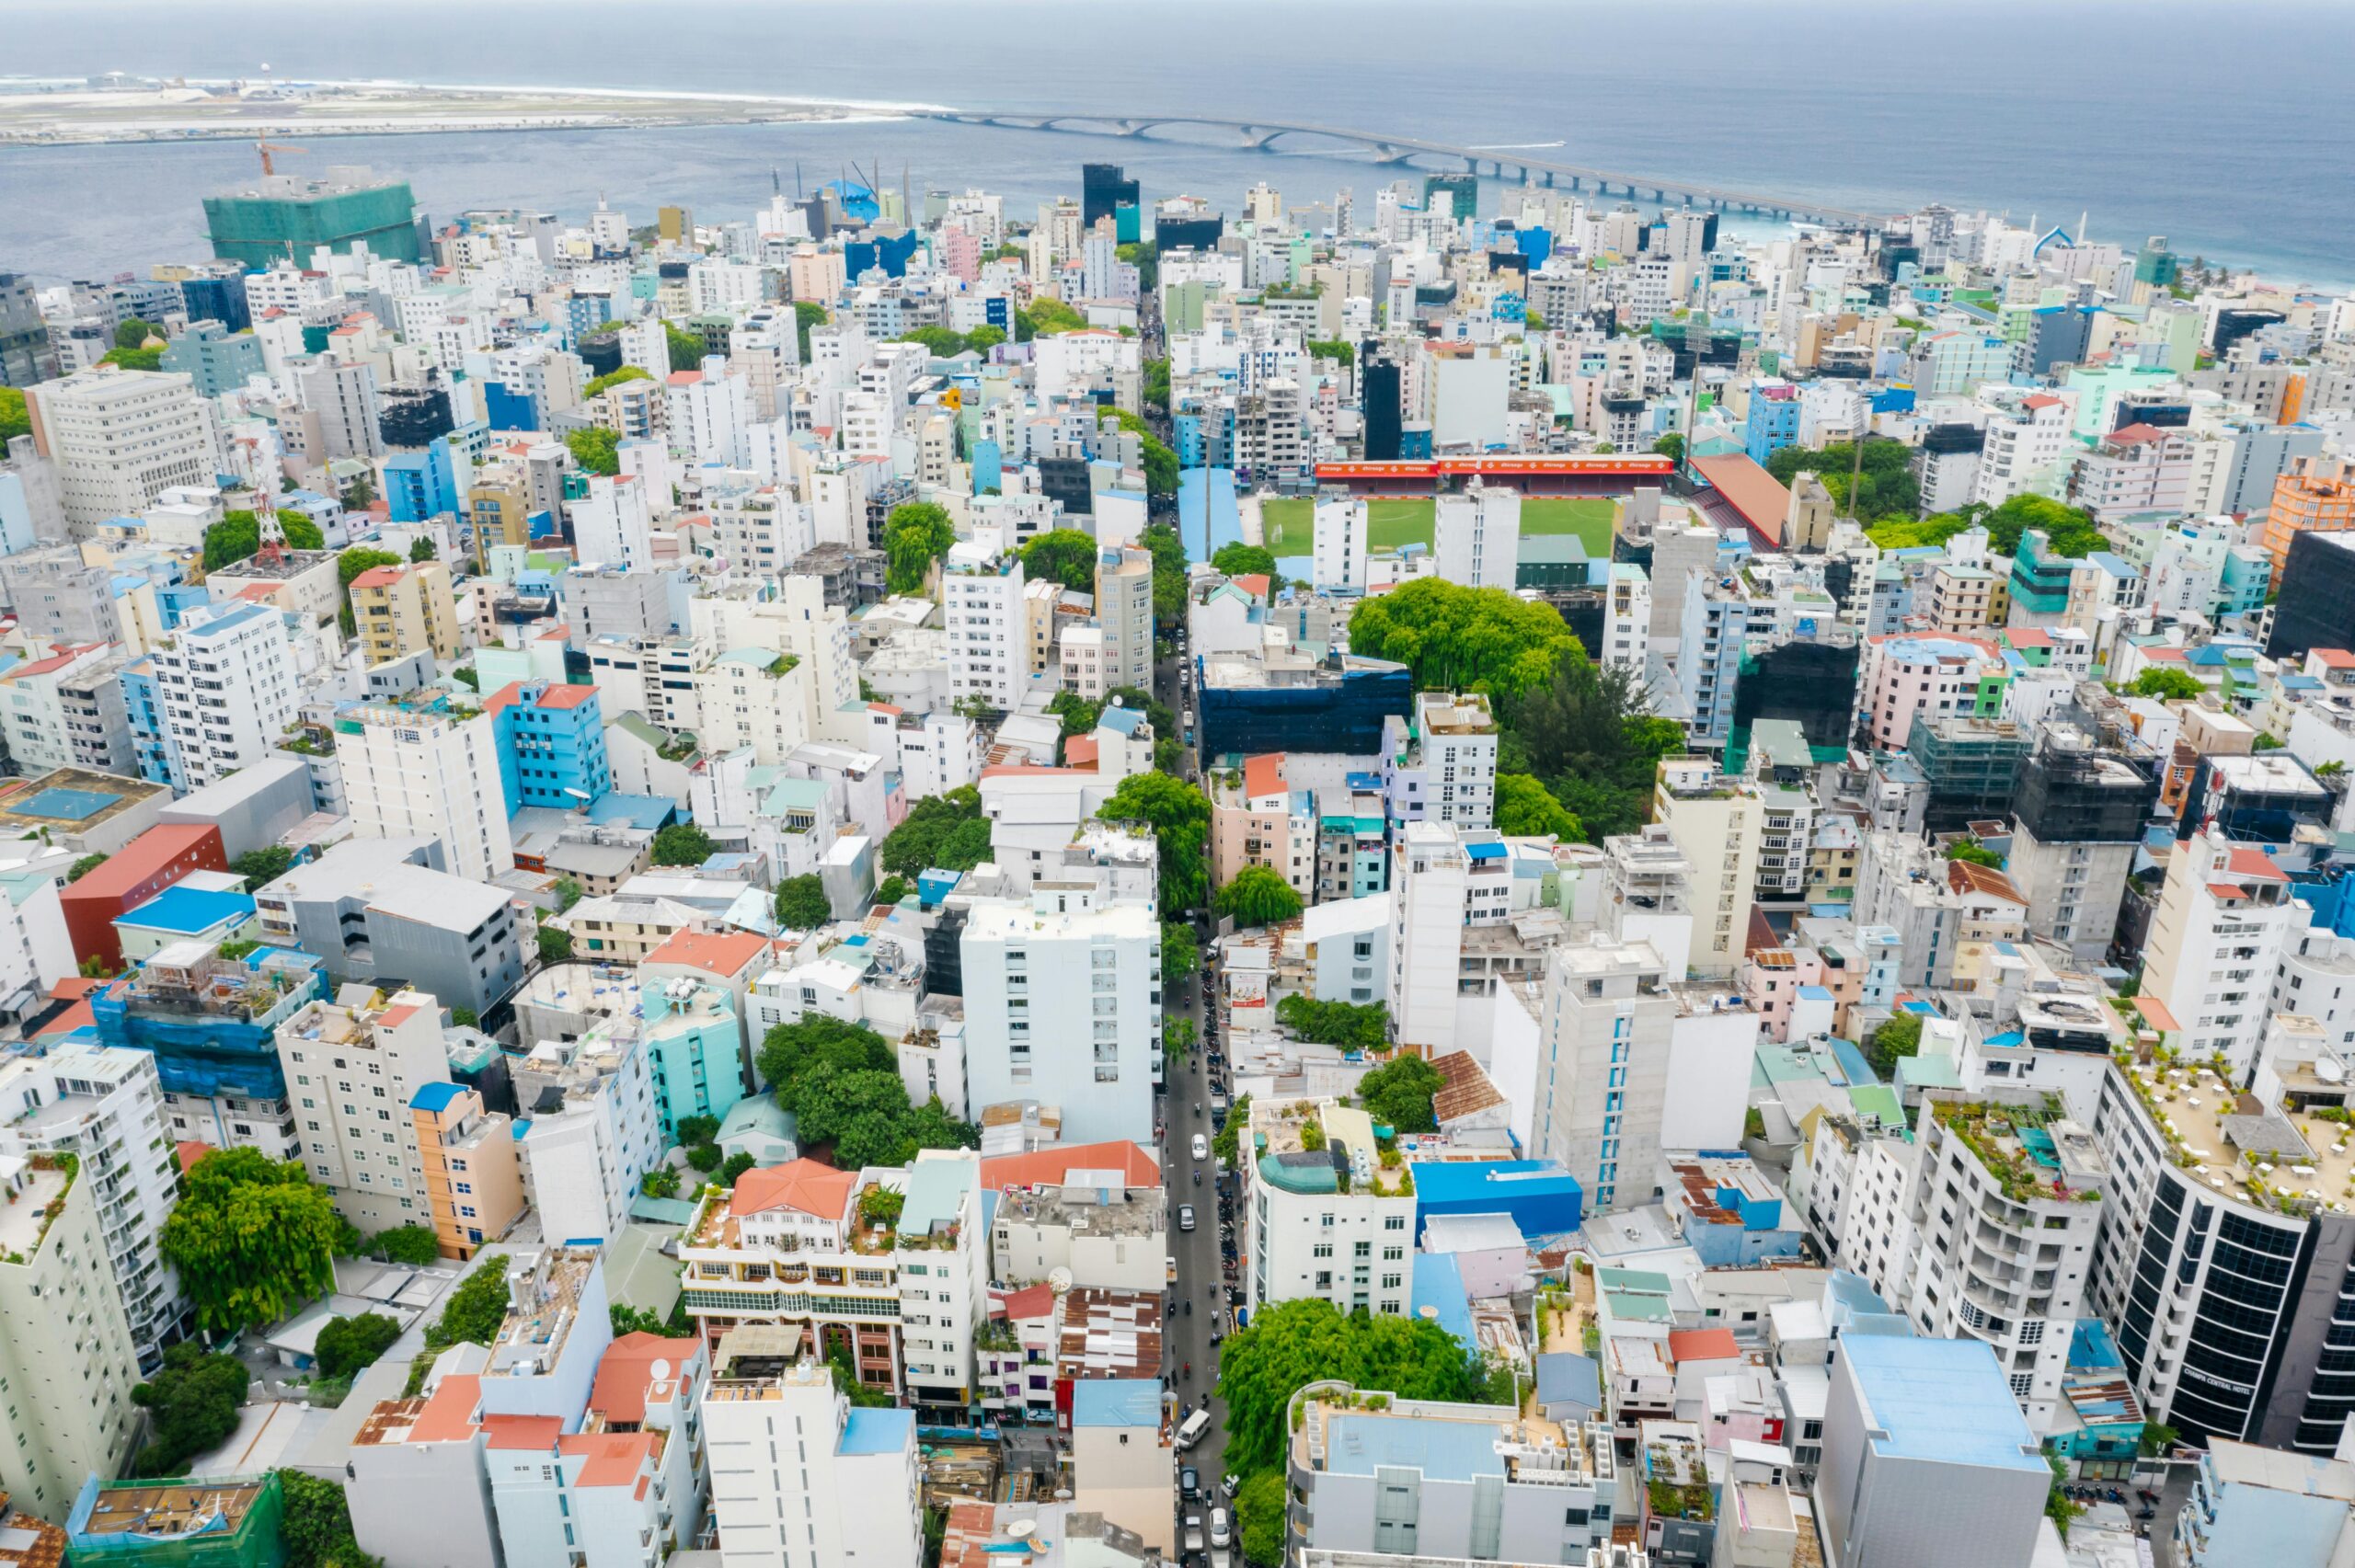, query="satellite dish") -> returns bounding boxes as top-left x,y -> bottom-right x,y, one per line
1005,1521 -> 1037,1540
649,1357 -> 672,1383
1048,1266 -> 1074,1294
